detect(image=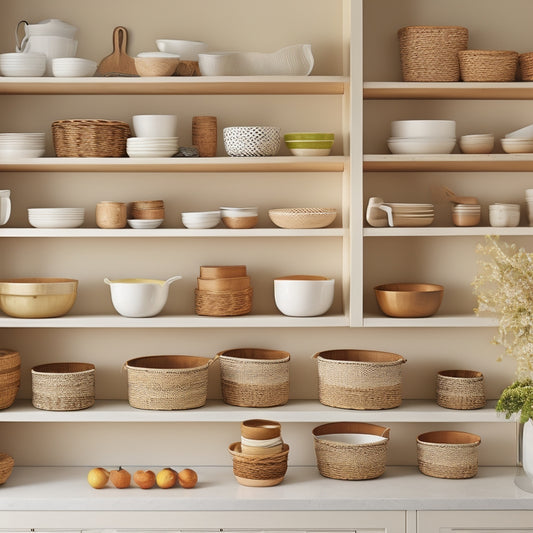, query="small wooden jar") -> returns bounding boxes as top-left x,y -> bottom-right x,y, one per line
96,201 -> 127,229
